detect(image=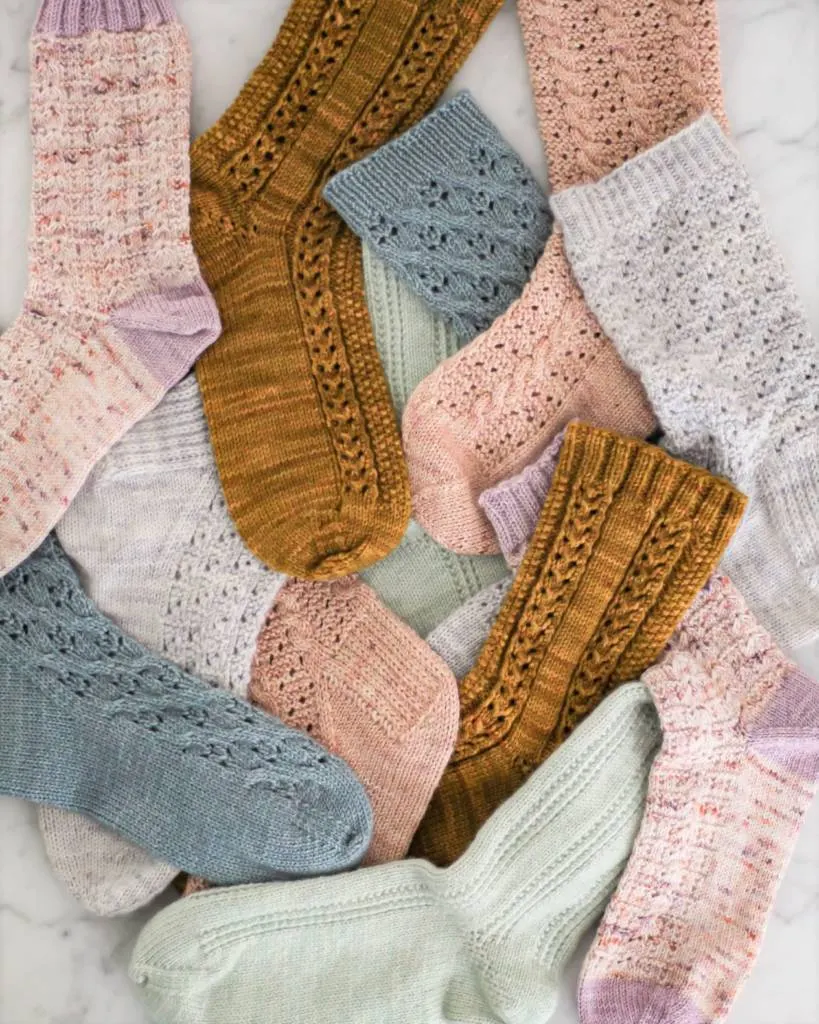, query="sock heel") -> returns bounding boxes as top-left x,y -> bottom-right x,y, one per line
748,668 -> 819,779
